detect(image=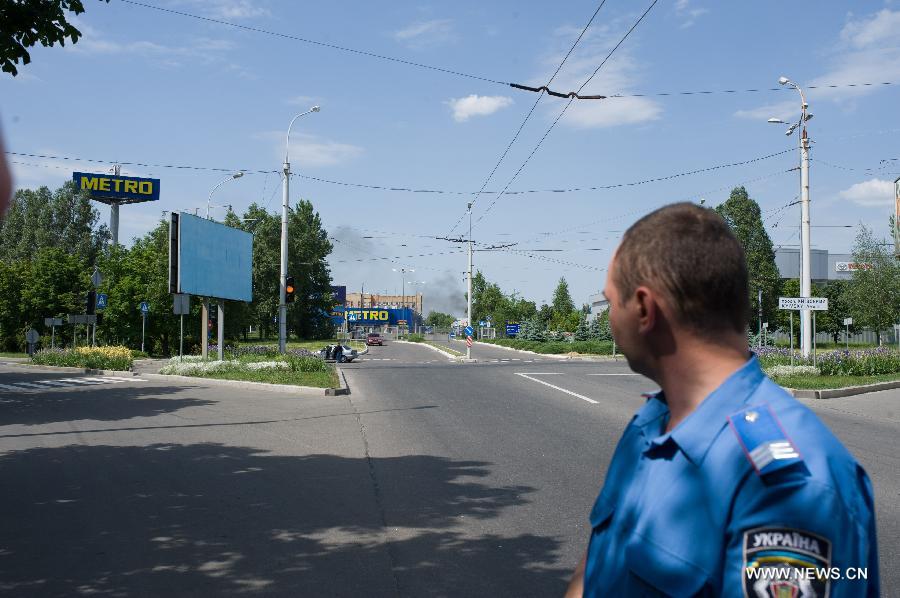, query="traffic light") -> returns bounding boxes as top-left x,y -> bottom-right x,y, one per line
86,290 -> 96,315
285,276 -> 296,303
